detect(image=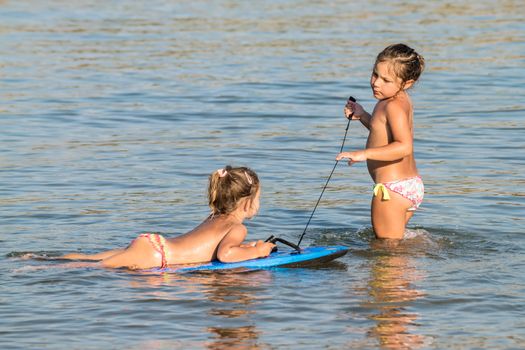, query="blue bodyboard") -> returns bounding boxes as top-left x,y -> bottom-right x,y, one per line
156,245 -> 348,273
